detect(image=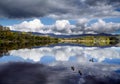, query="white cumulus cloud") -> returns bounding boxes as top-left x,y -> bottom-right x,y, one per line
9,18 -> 120,35
86,19 -> 120,33
10,19 -> 44,32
